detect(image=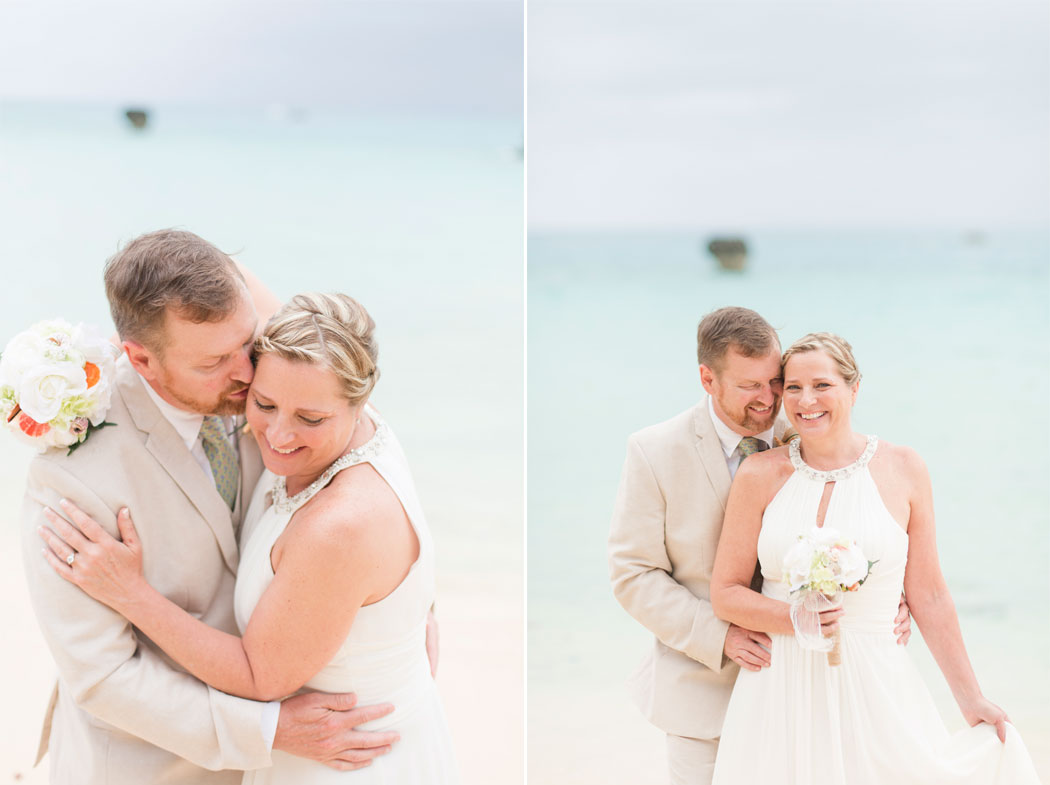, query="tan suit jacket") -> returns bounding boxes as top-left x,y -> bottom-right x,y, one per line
20,355 -> 270,784
609,398 -> 785,741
